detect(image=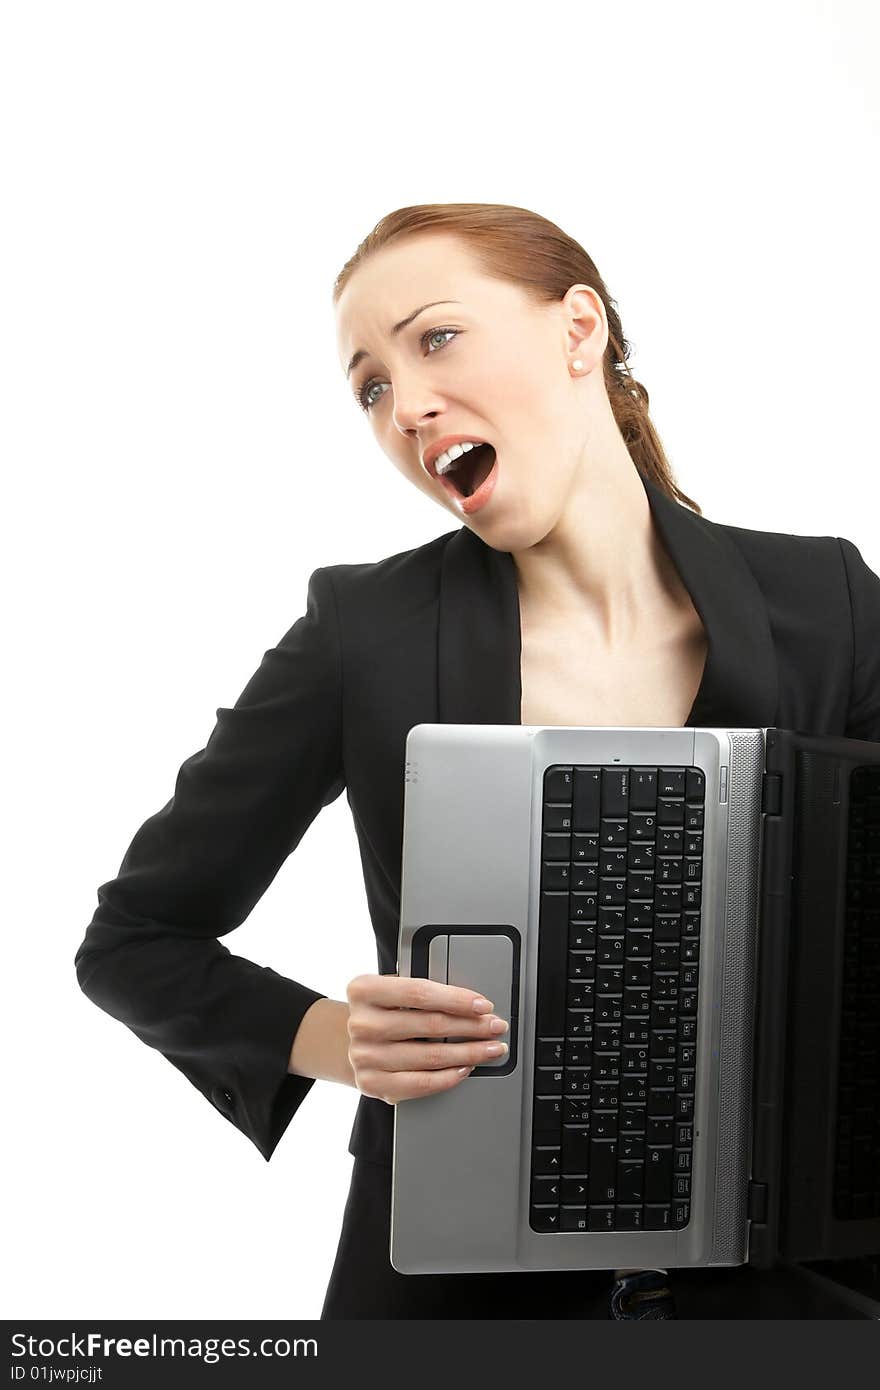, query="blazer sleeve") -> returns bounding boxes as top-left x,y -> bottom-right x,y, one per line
838,536 -> 880,743
74,565 -> 346,1162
